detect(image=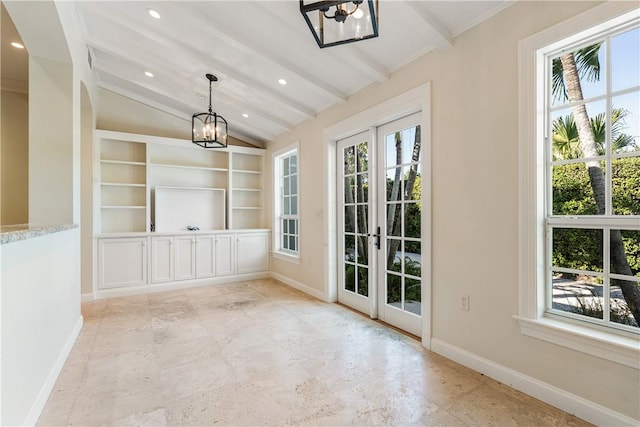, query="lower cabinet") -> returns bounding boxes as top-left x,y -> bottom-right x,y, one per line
175,236 -> 196,281
151,236 -> 174,283
237,233 -> 270,274
98,237 -> 148,289
97,230 -> 269,291
215,234 -> 235,277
